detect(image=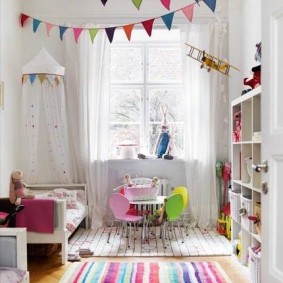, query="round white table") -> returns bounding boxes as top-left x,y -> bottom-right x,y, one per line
129,196 -> 167,244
